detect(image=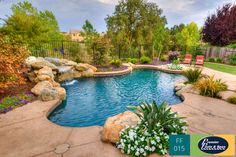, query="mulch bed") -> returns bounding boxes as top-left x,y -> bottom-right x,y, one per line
0,65 -> 37,100
0,81 -> 36,100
